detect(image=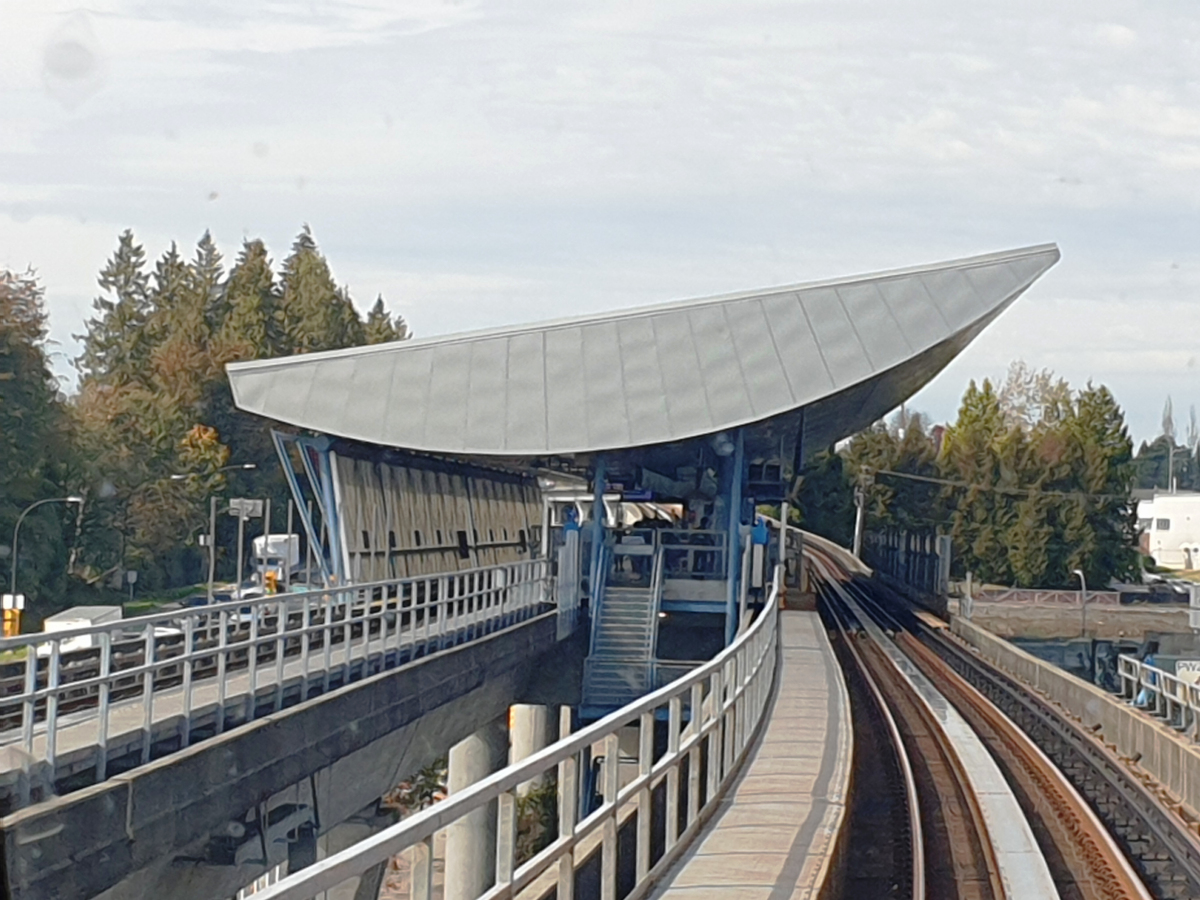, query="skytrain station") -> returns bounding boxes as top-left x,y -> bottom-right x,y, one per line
18,242 -> 1198,900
